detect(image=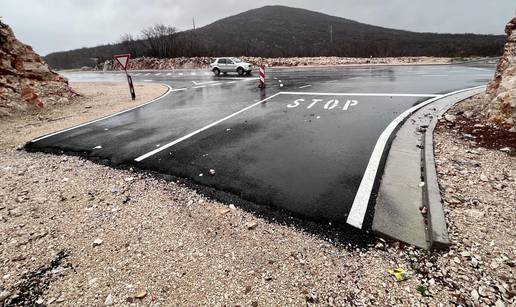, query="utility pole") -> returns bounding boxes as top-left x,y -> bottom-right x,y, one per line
329,24 -> 333,43
192,17 -> 196,30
